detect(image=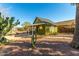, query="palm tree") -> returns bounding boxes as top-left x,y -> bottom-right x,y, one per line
71,4 -> 79,48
